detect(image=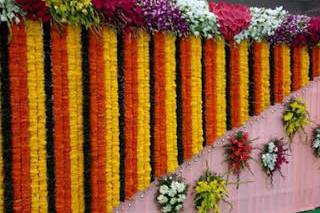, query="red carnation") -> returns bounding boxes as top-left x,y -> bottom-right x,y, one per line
16,0 -> 51,22
209,2 -> 251,42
